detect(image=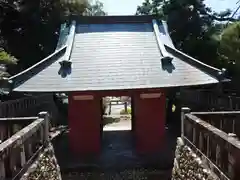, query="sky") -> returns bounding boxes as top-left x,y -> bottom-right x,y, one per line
99,0 -> 239,15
